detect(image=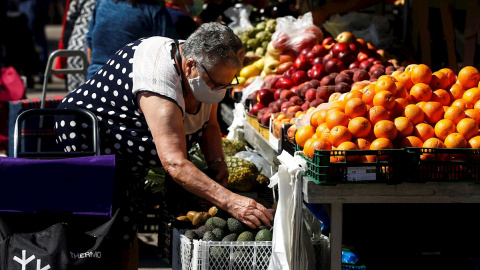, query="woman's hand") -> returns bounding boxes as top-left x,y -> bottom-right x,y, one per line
226,193 -> 274,229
